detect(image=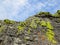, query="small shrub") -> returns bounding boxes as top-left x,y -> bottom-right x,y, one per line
38,12 -> 51,16
4,19 -> 10,24
53,13 -> 59,17
4,19 -> 14,24
38,12 -> 45,15
53,10 -> 60,17
44,12 -> 51,16
57,10 -> 60,14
